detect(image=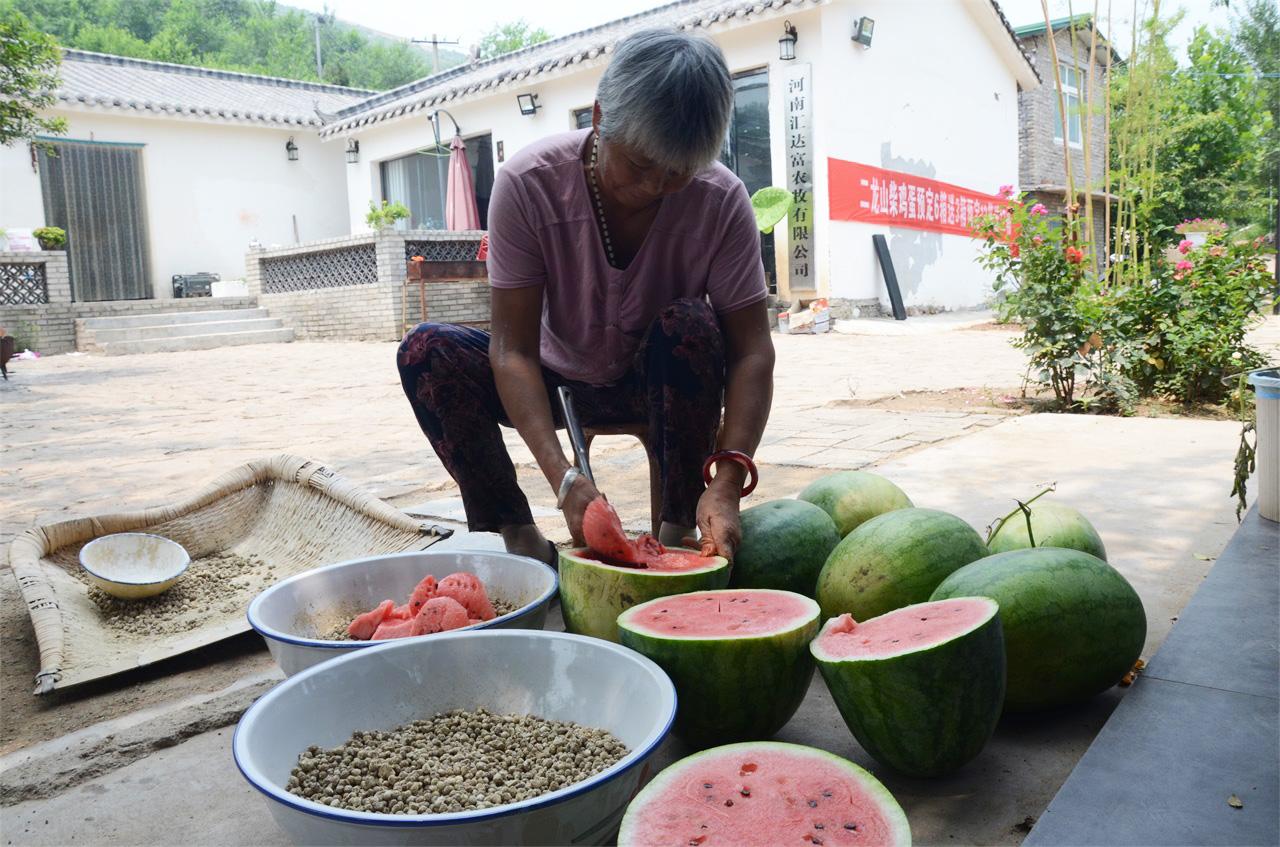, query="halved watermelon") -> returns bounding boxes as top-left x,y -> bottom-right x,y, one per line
618,589 -> 819,747
617,741 -> 911,847
558,548 -> 729,642
811,597 -> 1005,777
